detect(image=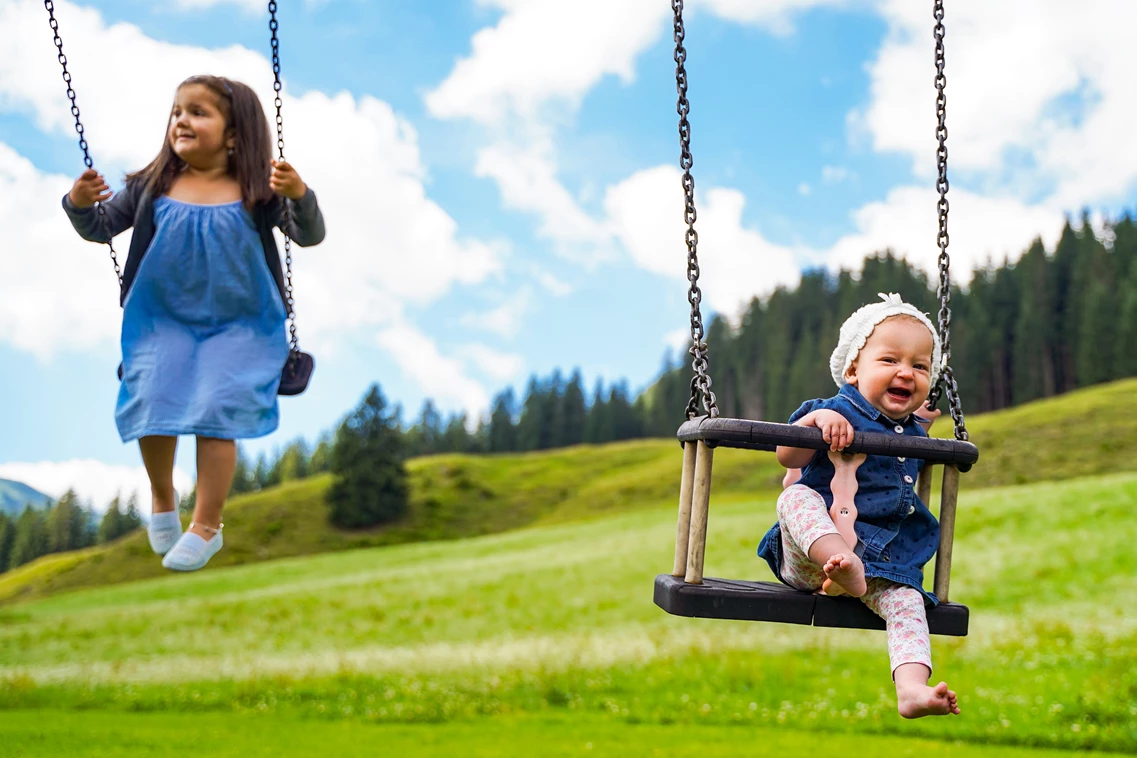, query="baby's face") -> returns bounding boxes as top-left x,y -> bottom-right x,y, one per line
844,316 -> 934,420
